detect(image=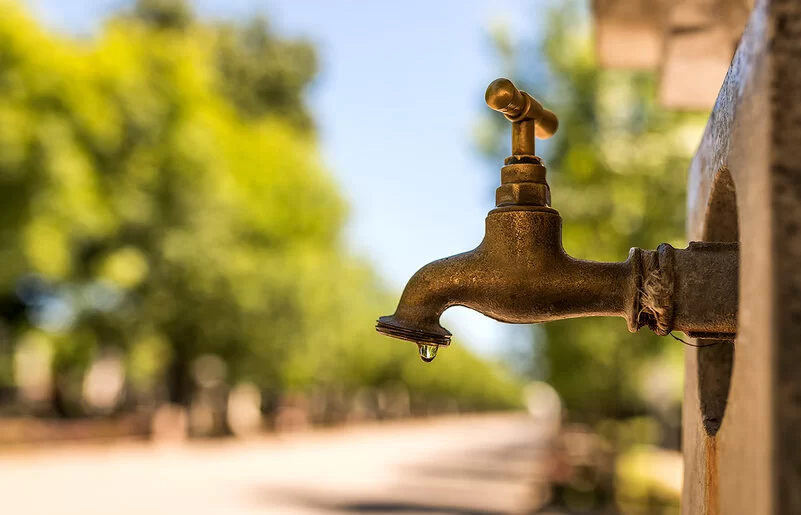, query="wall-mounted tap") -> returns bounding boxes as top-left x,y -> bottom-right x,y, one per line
376,78 -> 738,362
